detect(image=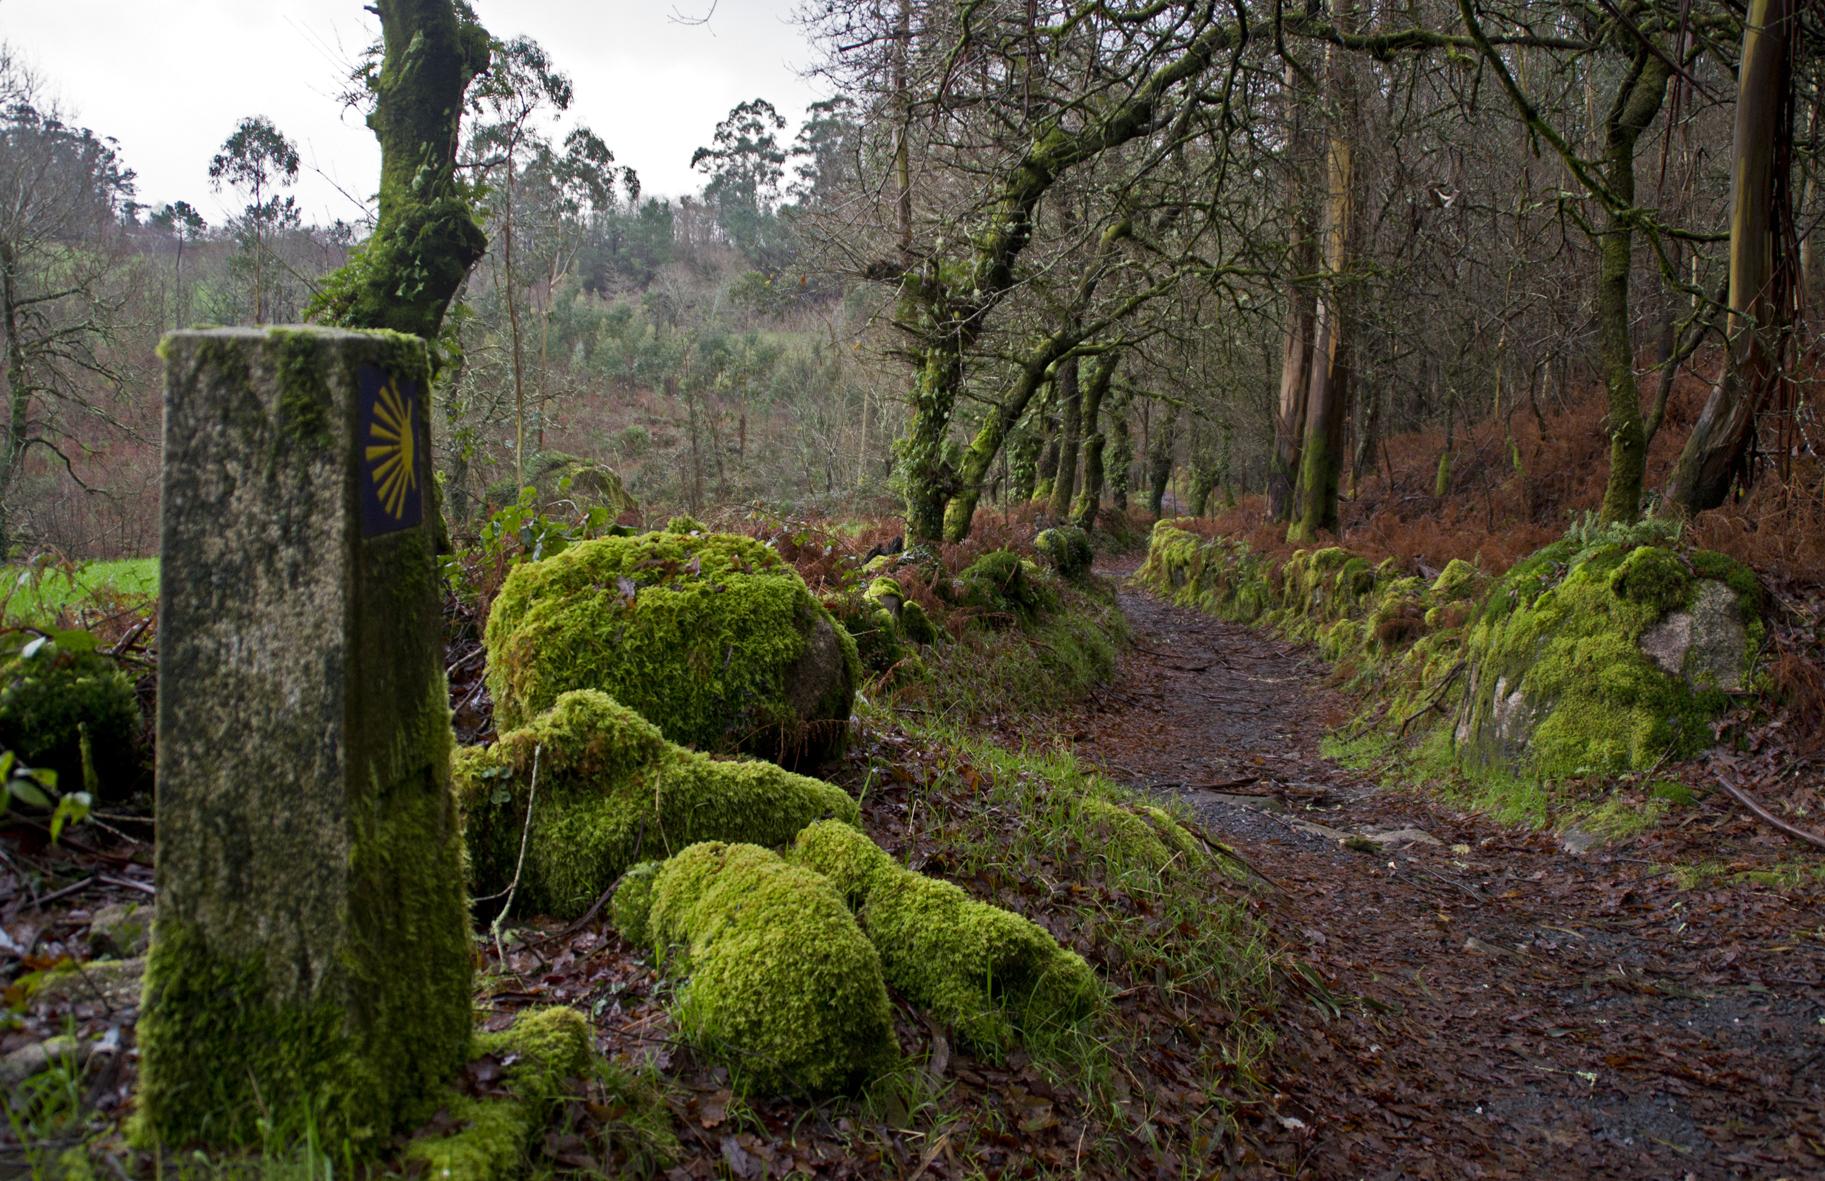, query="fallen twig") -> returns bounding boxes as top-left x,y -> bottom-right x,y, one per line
27,875 -> 96,910
482,743 -> 541,963
1398,661 -> 1466,736
1715,772 -> 1825,853
97,874 -> 155,896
